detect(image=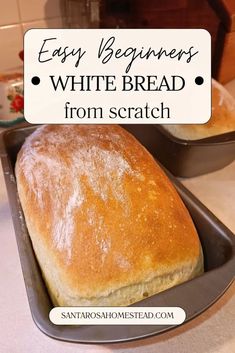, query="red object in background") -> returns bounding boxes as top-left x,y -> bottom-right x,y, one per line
19,50 -> 24,62
10,94 -> 24,113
